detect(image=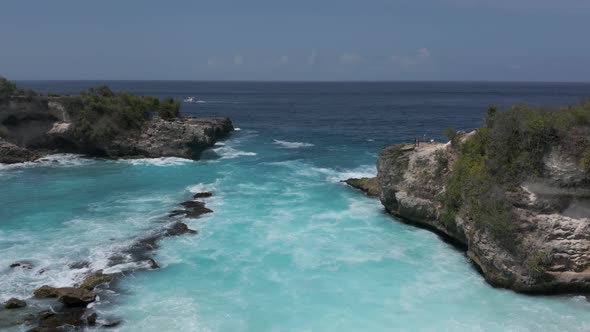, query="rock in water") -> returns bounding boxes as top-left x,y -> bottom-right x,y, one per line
56,288 -> 97,307
165,222 -> 198,236
34,285 -> 59,298
9,261 -> 33,269
147,258 -> 159,269
343,177 -> 380,197
4,298 -> 26,309
32,307 -> 86,331
193,191 -> 213,199
0,139 -> 37,164
169,200 -> 213,218
79,272 -> 113,290
34,285 -> 96,307
86,312 -> 97,325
